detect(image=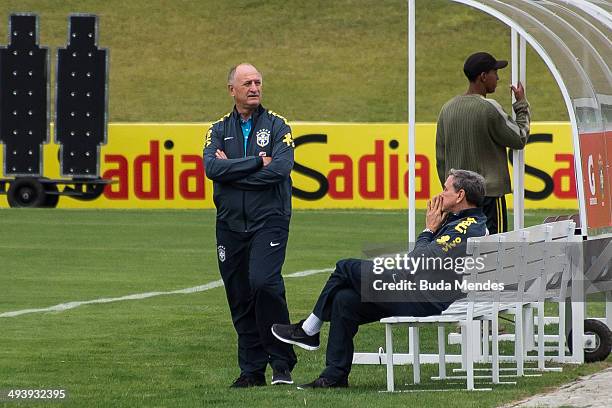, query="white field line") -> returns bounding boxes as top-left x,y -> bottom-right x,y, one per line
0,267 -> 334,318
